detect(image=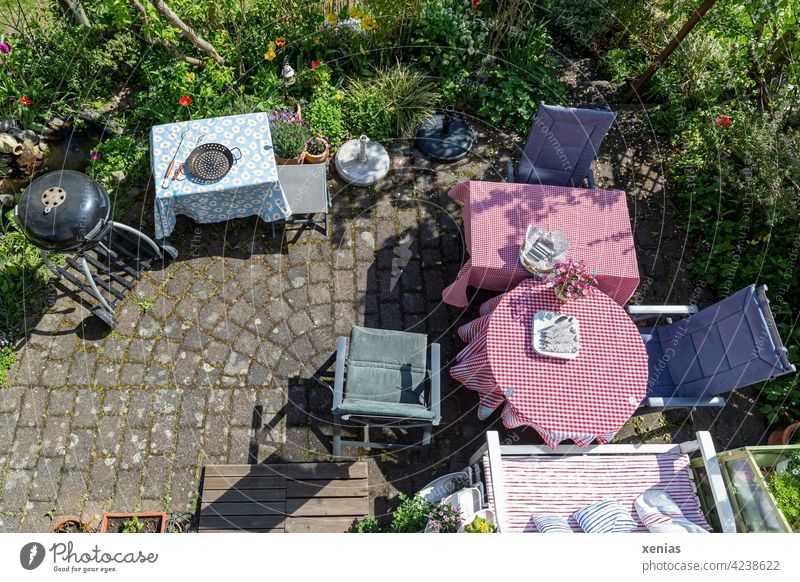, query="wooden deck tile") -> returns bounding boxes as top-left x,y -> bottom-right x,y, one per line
199,462 -> 370,533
